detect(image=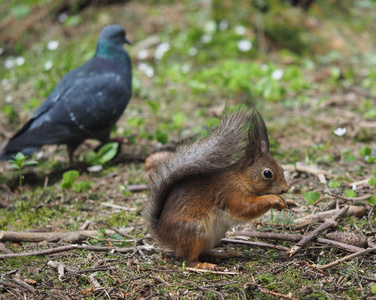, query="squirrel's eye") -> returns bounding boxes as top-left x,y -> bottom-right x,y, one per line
263,170 -> 272,178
